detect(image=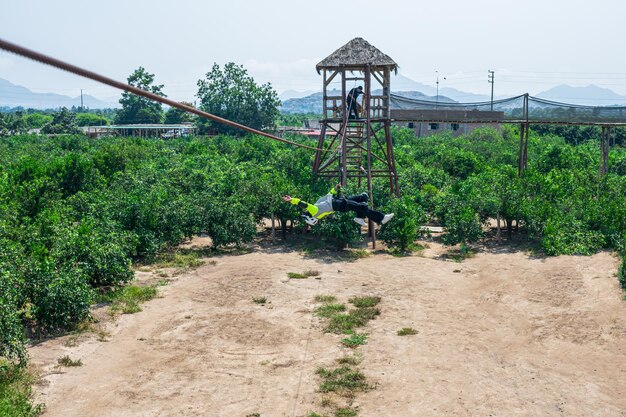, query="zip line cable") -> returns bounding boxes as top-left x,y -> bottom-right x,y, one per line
0,37 -> 322,152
